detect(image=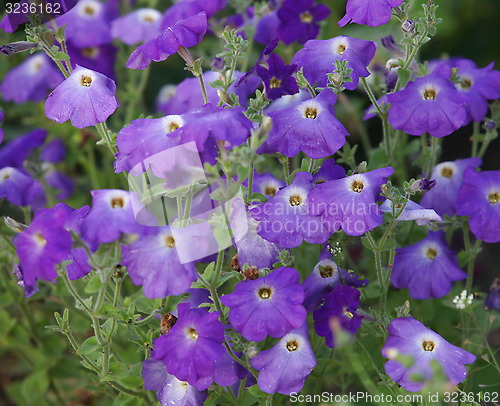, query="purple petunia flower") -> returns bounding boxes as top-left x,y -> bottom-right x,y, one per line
292,36 -> 377,89
308,167 -> 394,236
256,53 -> 299,100
126,12 -> 207,70
45,66 -> 119,129
266,89 -> 348,158
302,257 -> 341,311
250,323 -> 316,395
312,158 -> 346,185
250,172 -> 331,248
485,279 -> 500,311
44,167 -> 74,200
382,316 -> 476,392
13,207 -> 72,296
235,213 -> 280,269
142,358 -> 207,406
0,53 -> 63,104
387,71 -> 468,137
419,158 -> 482,217
254,11 -> 280,46
221,267 -> 307,342
160,0 -> 226,31
80,189 -> 154,251
252,172 -> 286,198
40,139 -> 66,163
455,168 -> 500,243
379,199 -> 443,226
55,0 -> 116,48
391,231 -> 467,299
434,58 -> 500,124
66,42 -> 118,80
0,128 -> 47,168
277,0 -> 330,45
122,225 -> 205,299
339,0 -> 404,27
0,167 -> 46,208
153,303 -> 225,390
111,8 -> 162,45
313,284 -> 363,348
